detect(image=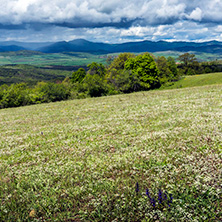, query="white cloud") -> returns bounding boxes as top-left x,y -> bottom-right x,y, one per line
0,0 -> 222,26
156,1 -> 186,19
0,0 -> 222,42
187,7 -> 203,21
120,26 -> 155,37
